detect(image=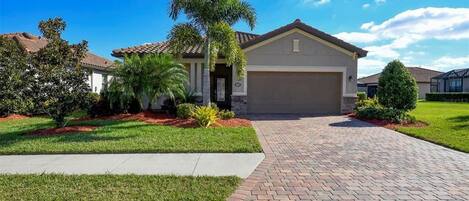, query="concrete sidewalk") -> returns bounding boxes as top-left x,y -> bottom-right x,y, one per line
0,153 -> 264,178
